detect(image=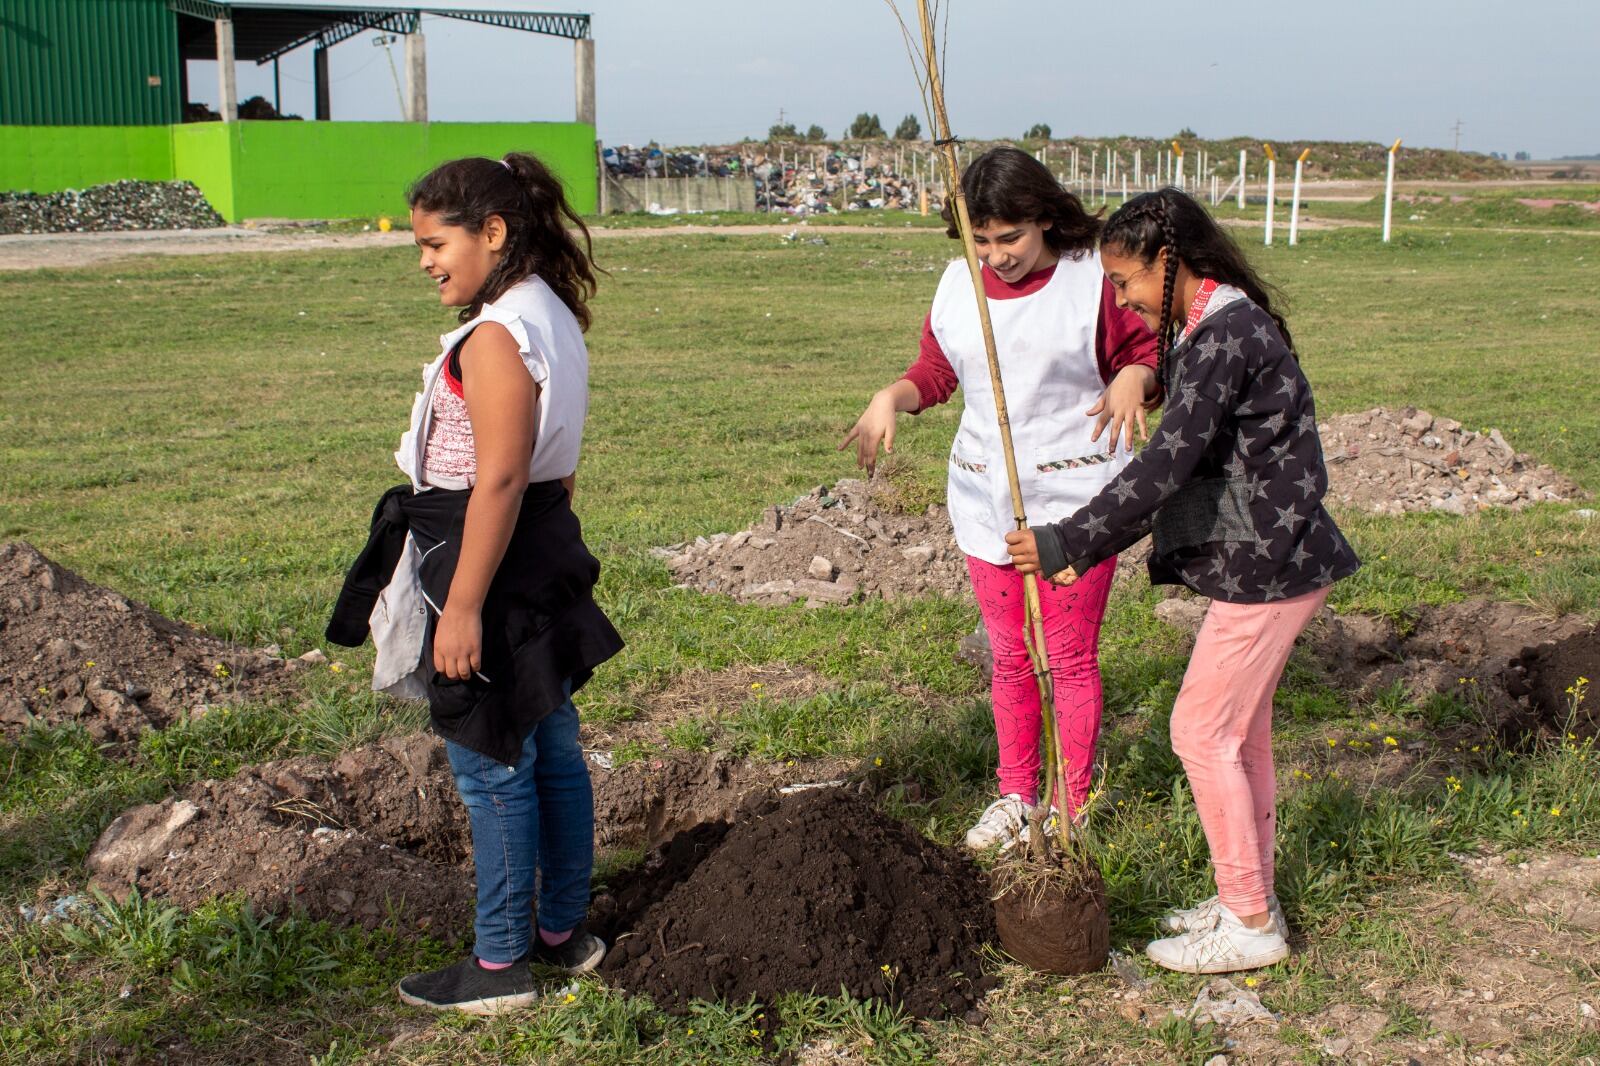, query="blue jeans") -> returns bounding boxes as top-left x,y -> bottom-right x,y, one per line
444,694 -> 594,964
